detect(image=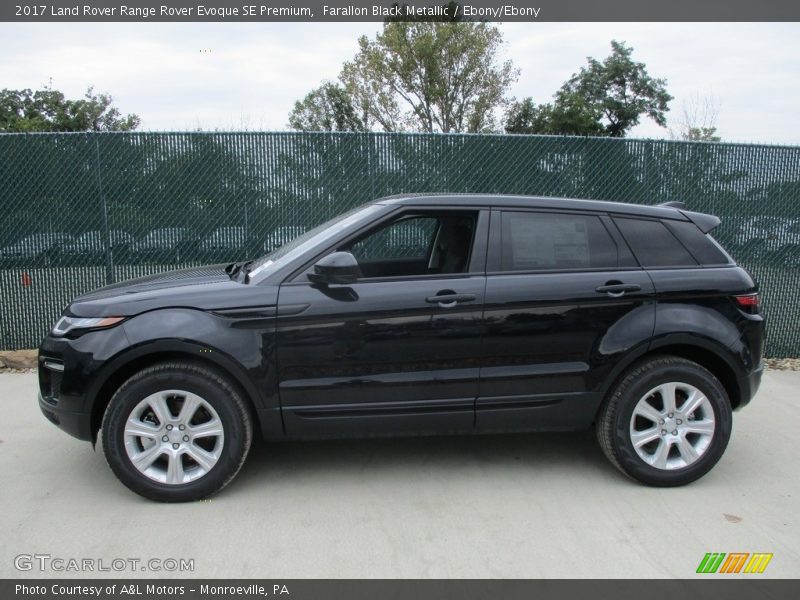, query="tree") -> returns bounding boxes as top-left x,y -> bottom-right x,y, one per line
505,96 -> 605,136
503,98 -> 548,135
670,92 -> 721,142
506,41 -> 672,137
291,21 -> 518,133
288,82 -> 366,132
0,85 -> 140,132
